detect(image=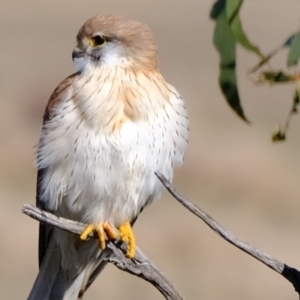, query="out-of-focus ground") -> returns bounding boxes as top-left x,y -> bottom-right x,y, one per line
1,0 -> 300,299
